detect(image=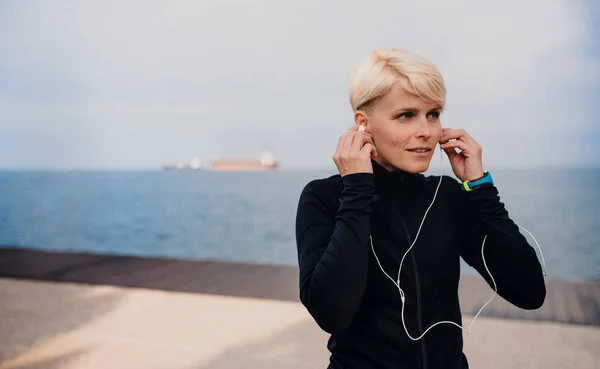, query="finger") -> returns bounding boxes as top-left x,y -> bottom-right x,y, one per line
441,128 -> 471,144
351,132 -> 374,153
443,147 -> 459,161
340,125 -> 360,152
337,132 -> 345,147
440,128 -> 462,140
441,128 -> 461,136
441,128 -> 478,147
444,129 -> 483,155
439,128 -> 457,145
360,143 -> 376,158
370,143 -> 378,158
335,133 -> 346,155
357,132 -> 377,157
333,135 -> 344,164
439,140 -> 469,154
342,131 -> 357,157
